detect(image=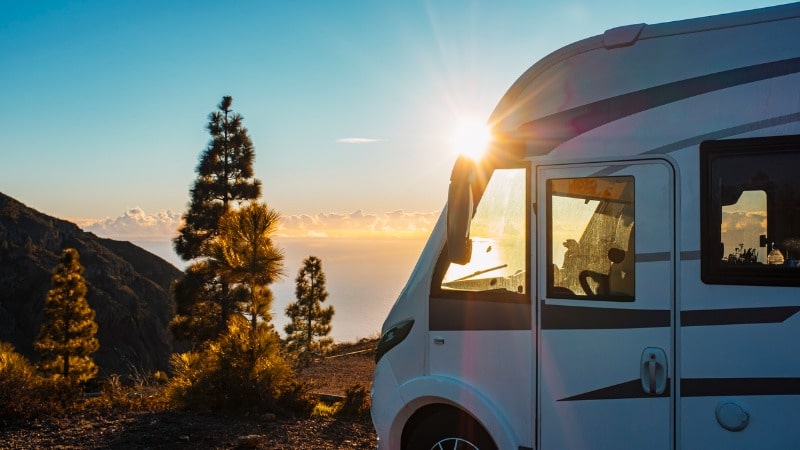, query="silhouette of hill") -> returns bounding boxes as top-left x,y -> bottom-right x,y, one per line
0,192 -> 182,376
